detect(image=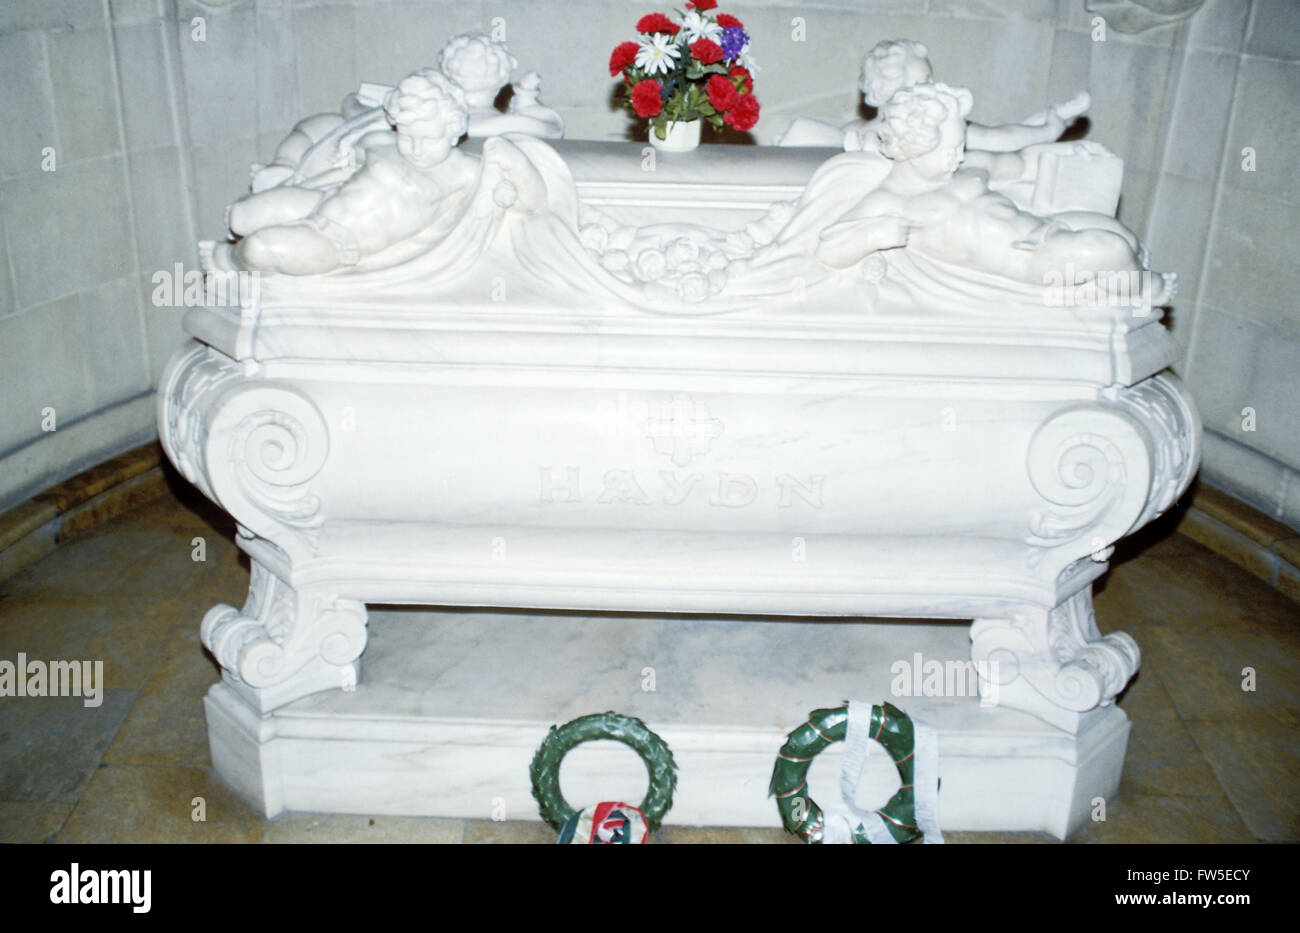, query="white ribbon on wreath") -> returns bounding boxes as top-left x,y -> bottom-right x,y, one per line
822,699 -> 945,845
